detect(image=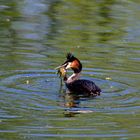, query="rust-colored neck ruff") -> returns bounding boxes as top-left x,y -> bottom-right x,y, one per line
71,59 -> 82,73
